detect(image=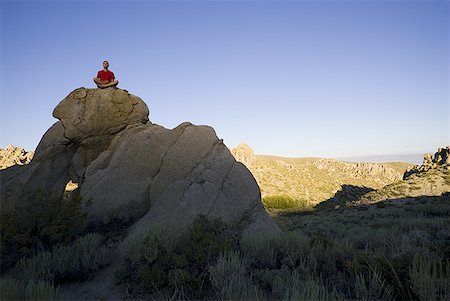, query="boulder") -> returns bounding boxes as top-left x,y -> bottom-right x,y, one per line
53,88 -> 149,142
1,87 -> 281,240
